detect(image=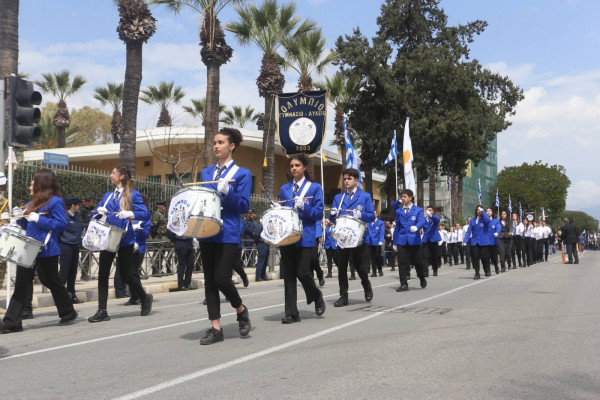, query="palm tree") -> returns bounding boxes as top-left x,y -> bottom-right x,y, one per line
183,97 -> 227,126
281,28 -> 339,91
140,81 -> 185,127
220,105 -> 260,128
116,0 -> 157,175
226,0 -> 316,196
0,0 -> 18,80
150,0 -> 241,167
93,82 -> 123,143
314,71 -> 363,166
35,104 -> 80,149
34,70 -> 87,148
